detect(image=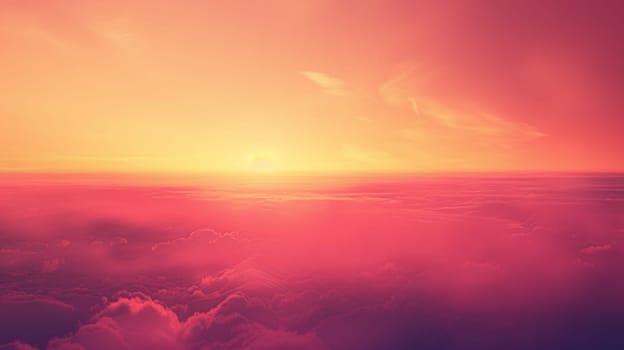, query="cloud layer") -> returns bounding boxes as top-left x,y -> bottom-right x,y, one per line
1,175 -> 624,349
